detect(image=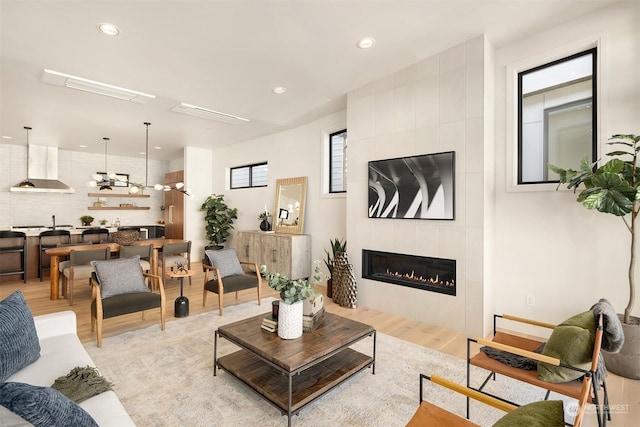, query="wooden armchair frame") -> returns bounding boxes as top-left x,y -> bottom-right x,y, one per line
466,313 -> 607,427
90,272 -> 166,347
407,369 -> 592,427
202,260 -> 261,316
